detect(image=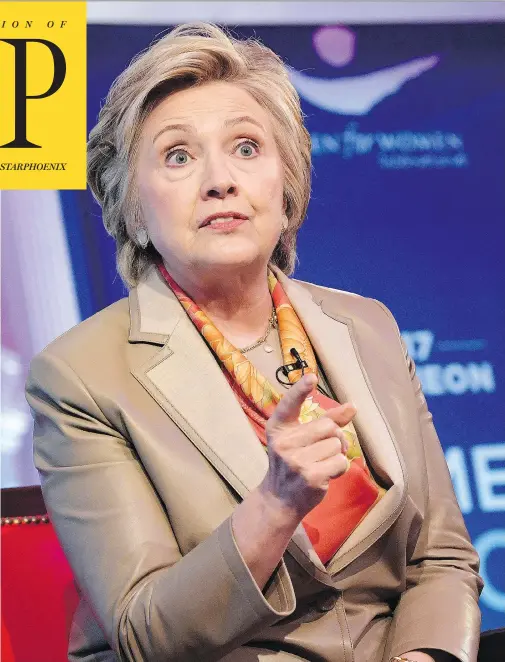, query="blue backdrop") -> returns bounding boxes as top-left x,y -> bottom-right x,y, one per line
61,22 -> 505,630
